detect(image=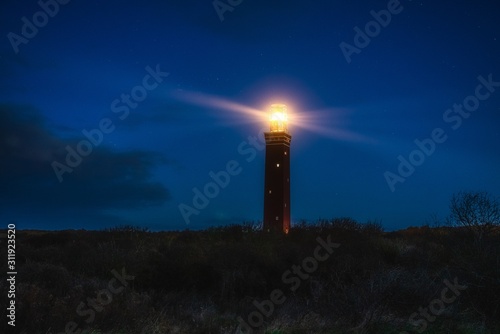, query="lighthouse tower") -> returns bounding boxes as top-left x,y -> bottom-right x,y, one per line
263,104 -> 291,233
